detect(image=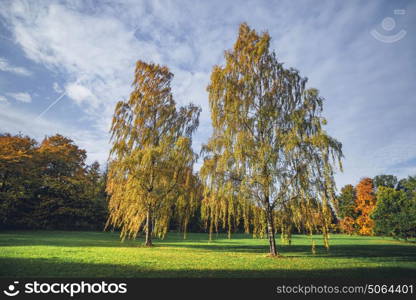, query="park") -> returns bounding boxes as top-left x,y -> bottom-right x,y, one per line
0,2 -> 415,288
